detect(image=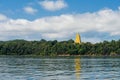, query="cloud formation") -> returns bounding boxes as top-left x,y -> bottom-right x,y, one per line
0,14 -> 7,20
39,0 -> 67,11
23,6 -> 37,14
0,8 -> 120,42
